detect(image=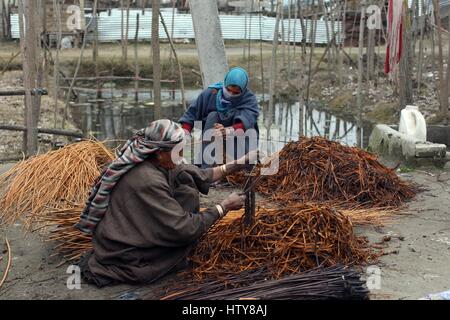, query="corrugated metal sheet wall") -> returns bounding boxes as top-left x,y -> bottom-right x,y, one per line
10,9 -> 341,44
